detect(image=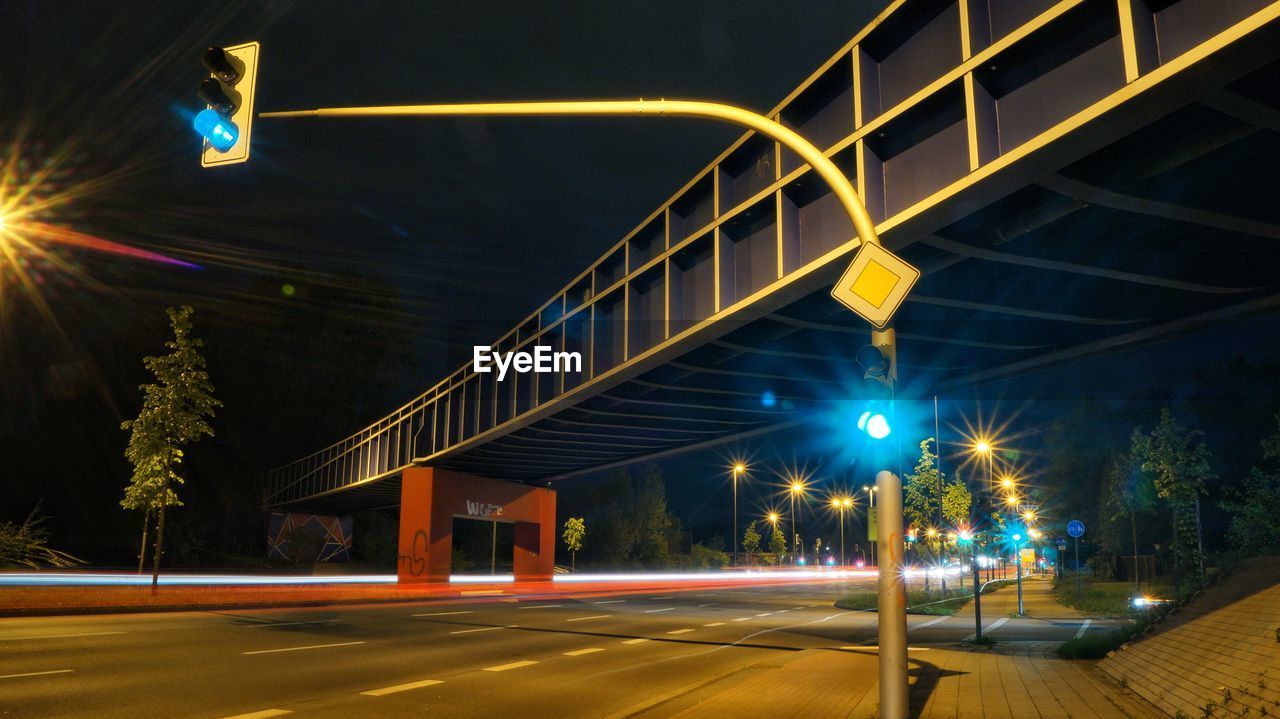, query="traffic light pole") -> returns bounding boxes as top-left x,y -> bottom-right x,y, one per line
876,469 -> 909,719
